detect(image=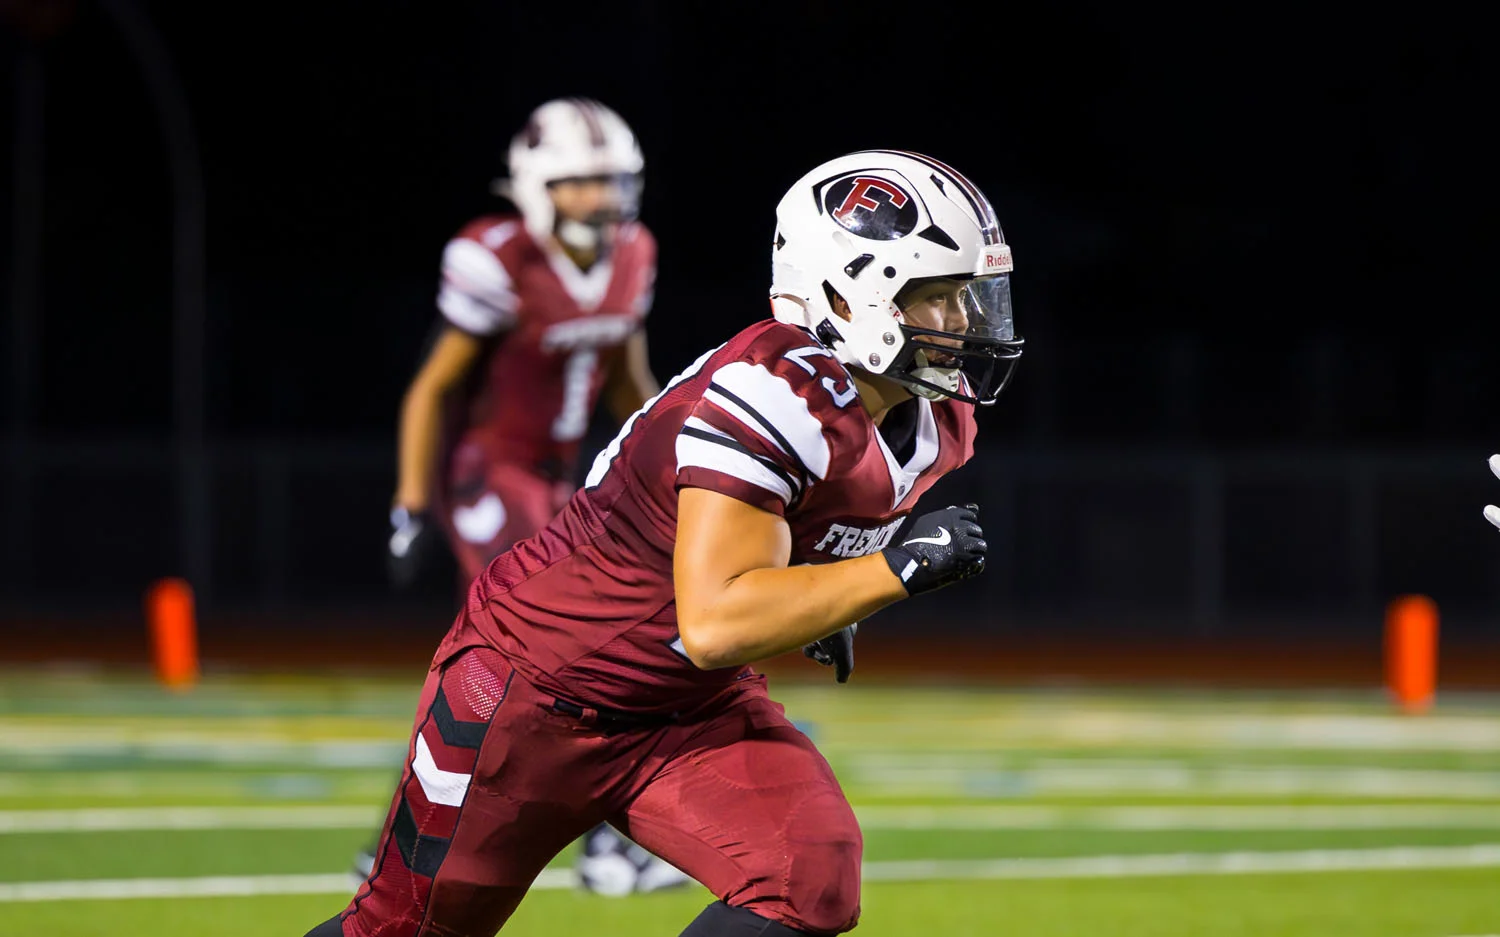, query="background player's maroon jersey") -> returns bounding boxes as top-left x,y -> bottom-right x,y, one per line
437,319 -> 977,712
435,213 -> 656,478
